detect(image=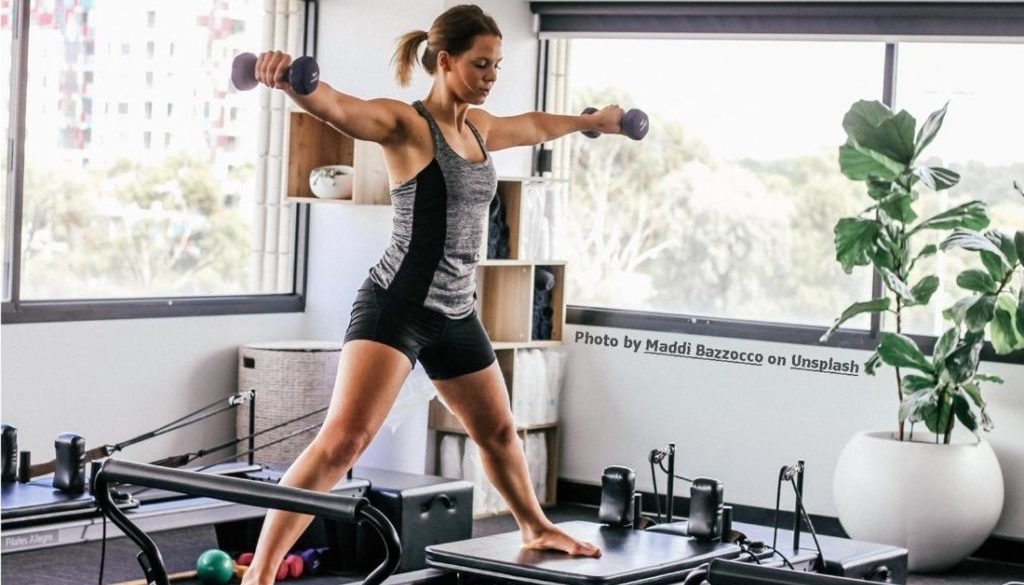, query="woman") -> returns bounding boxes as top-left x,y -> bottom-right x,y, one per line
243,5 -> 624,582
